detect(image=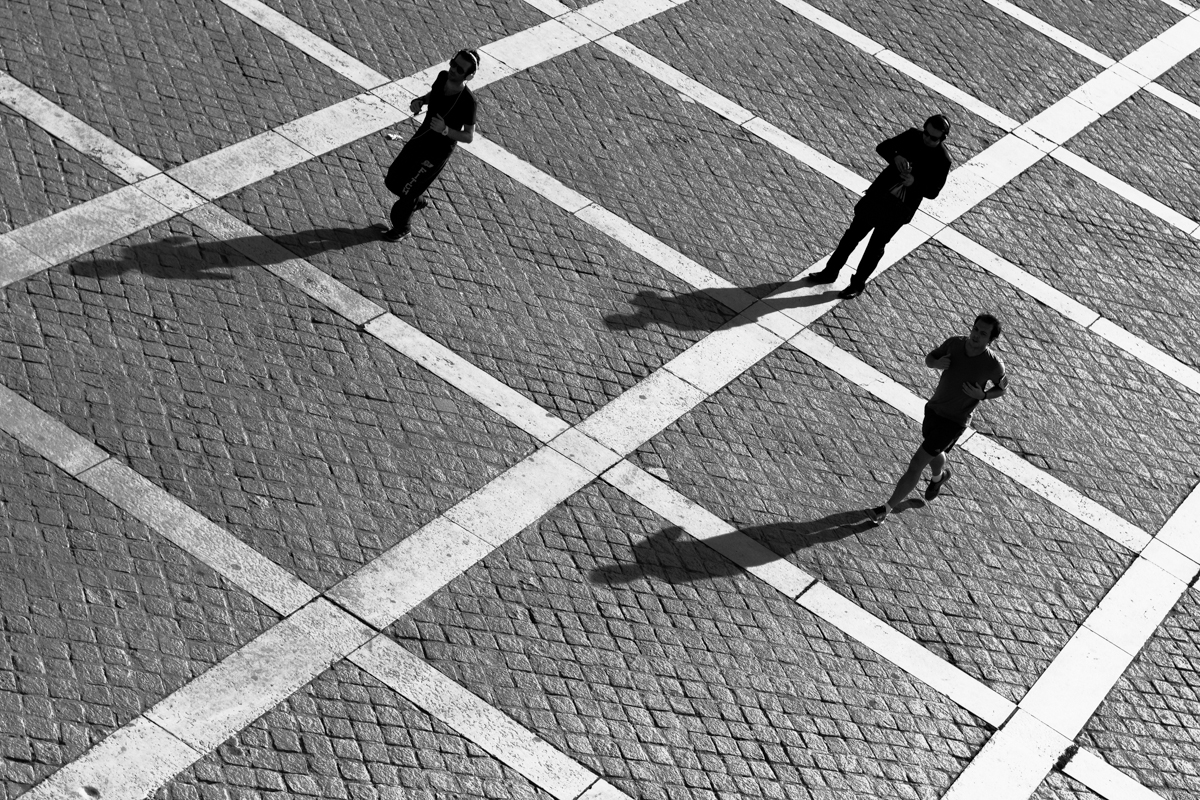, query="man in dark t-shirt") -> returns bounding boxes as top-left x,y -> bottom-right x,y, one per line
871,314 -> 1008,524
808,114 -> 952,299
381,49 -> 480,241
